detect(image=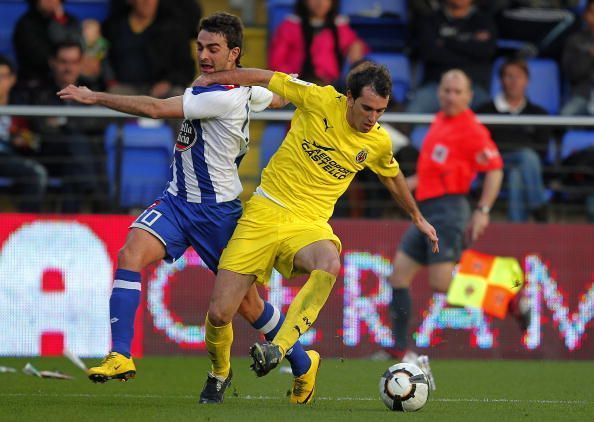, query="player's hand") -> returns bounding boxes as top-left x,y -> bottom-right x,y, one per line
466,210 -> 489,244
414,216 -> 439,253
56,85 -> 96,105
